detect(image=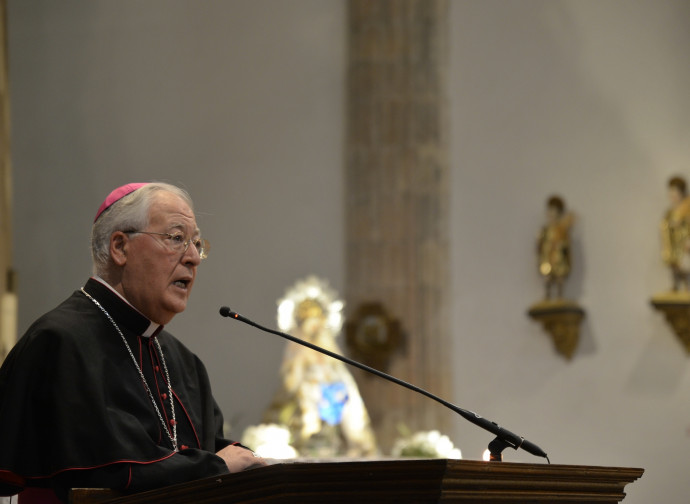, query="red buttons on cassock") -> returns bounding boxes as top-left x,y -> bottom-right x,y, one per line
161,393 -> 168,400
181,445 -> 189,450
154,366 -> 160,372
169,419 -> 176,426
